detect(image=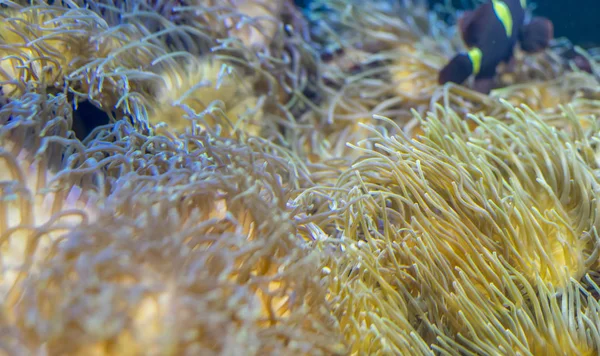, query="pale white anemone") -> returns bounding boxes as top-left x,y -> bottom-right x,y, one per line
0,91 -> 99,325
